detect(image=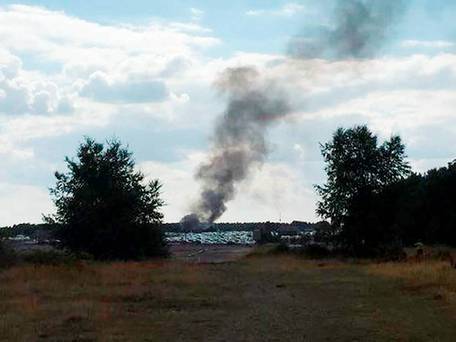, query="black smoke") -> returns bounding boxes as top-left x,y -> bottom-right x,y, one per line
289,0 -> 406,59
185,67 -> 289,223
182,0 -> 407,224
